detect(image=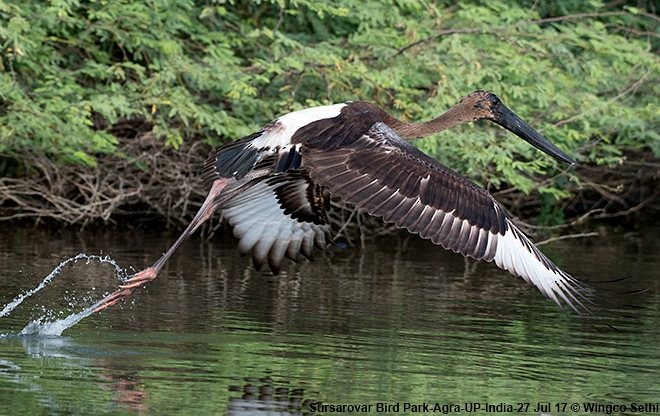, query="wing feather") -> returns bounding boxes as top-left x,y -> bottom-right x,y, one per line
302,122 -> 591,313
220,171 -> 330,273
